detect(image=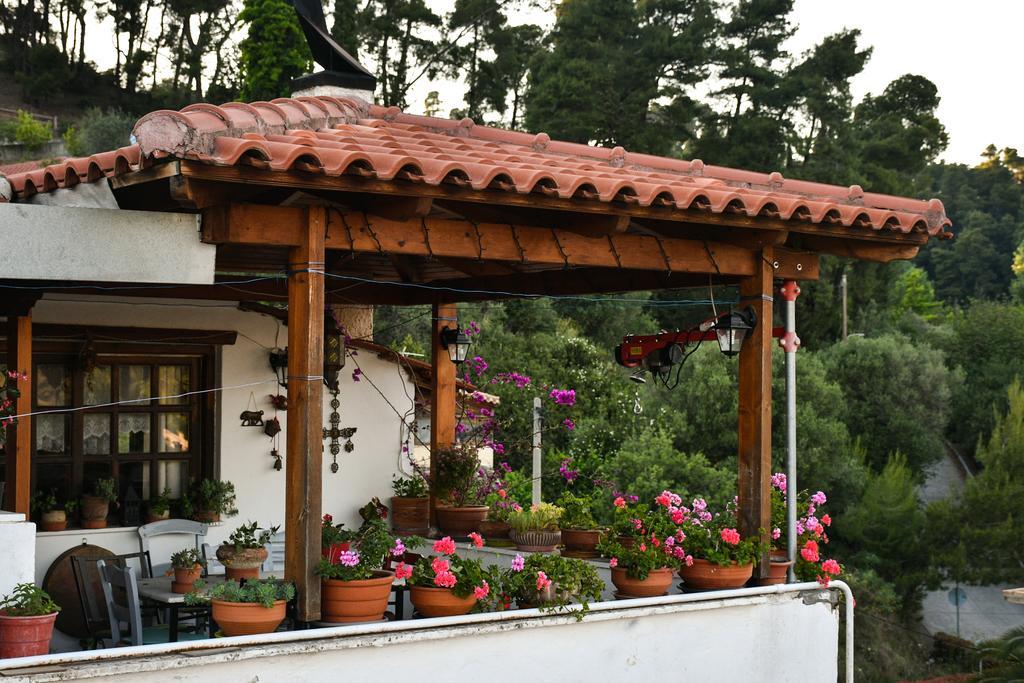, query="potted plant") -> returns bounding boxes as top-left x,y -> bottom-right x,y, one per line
146,487 -> 174,524
478,488 -> 519,543
557,491 -> 604,558
609,494 -> 644,548
430,442 -> 504,536
32,491 -> 70,532
216,521 -> 277,580
677,497 -> 766,590
183,478 -> 237,523
408,536 -> 491,617
0,583 -> 60,658
81,478 -> 118,529
598,491 -> 684,597
497,553 -> 604,620
390,472 -> 429,536
169,548 -> 205,594
186,579 -> 294,636
317,517 -> 412,623
507,503 -> 563,552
